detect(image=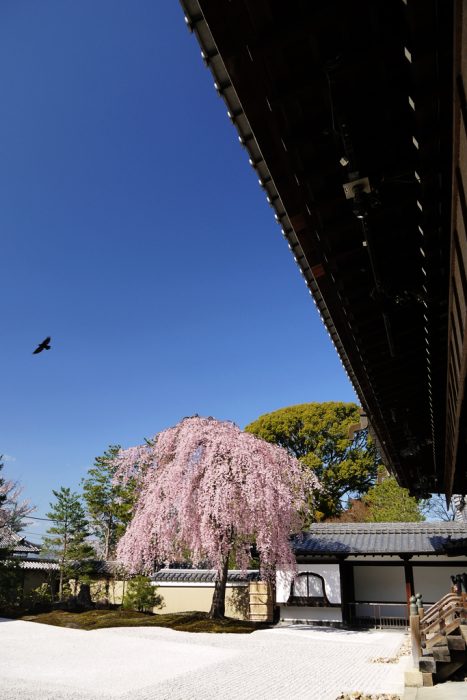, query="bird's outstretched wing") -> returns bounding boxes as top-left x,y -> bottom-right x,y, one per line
33,337 -> 52,354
